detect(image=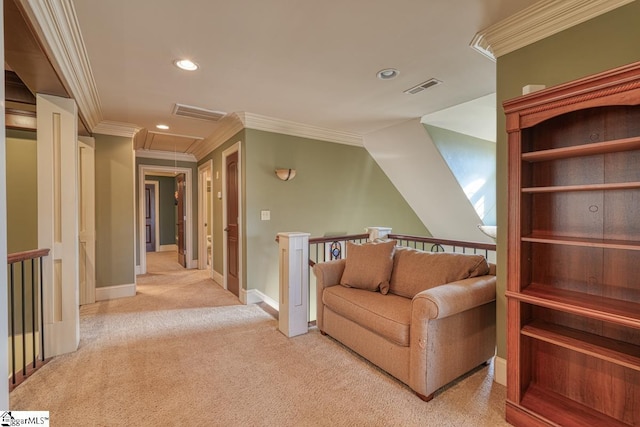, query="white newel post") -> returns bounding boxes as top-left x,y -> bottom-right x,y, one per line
366,227 -> 392,241
277,232 -> 310,337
